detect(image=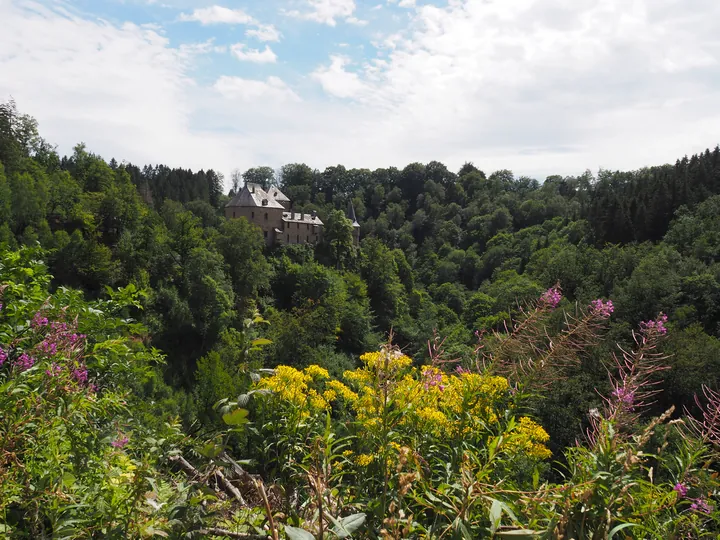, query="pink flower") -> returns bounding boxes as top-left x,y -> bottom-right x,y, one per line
15,353 -> 35,371
640,313 -> 668,336
540,287 -> 562,308
590,299 -> 614,318
422,368 -> 444,391
71,365 -> 88,385
612,386 -> 635,408
111,436 -> 129,449
32,312 -> 49,328
455,365 -> 469,375
0,347 -> 6,366
673,483 -> 688,498
690,498 -> 713,514
45,363 -> 62,377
